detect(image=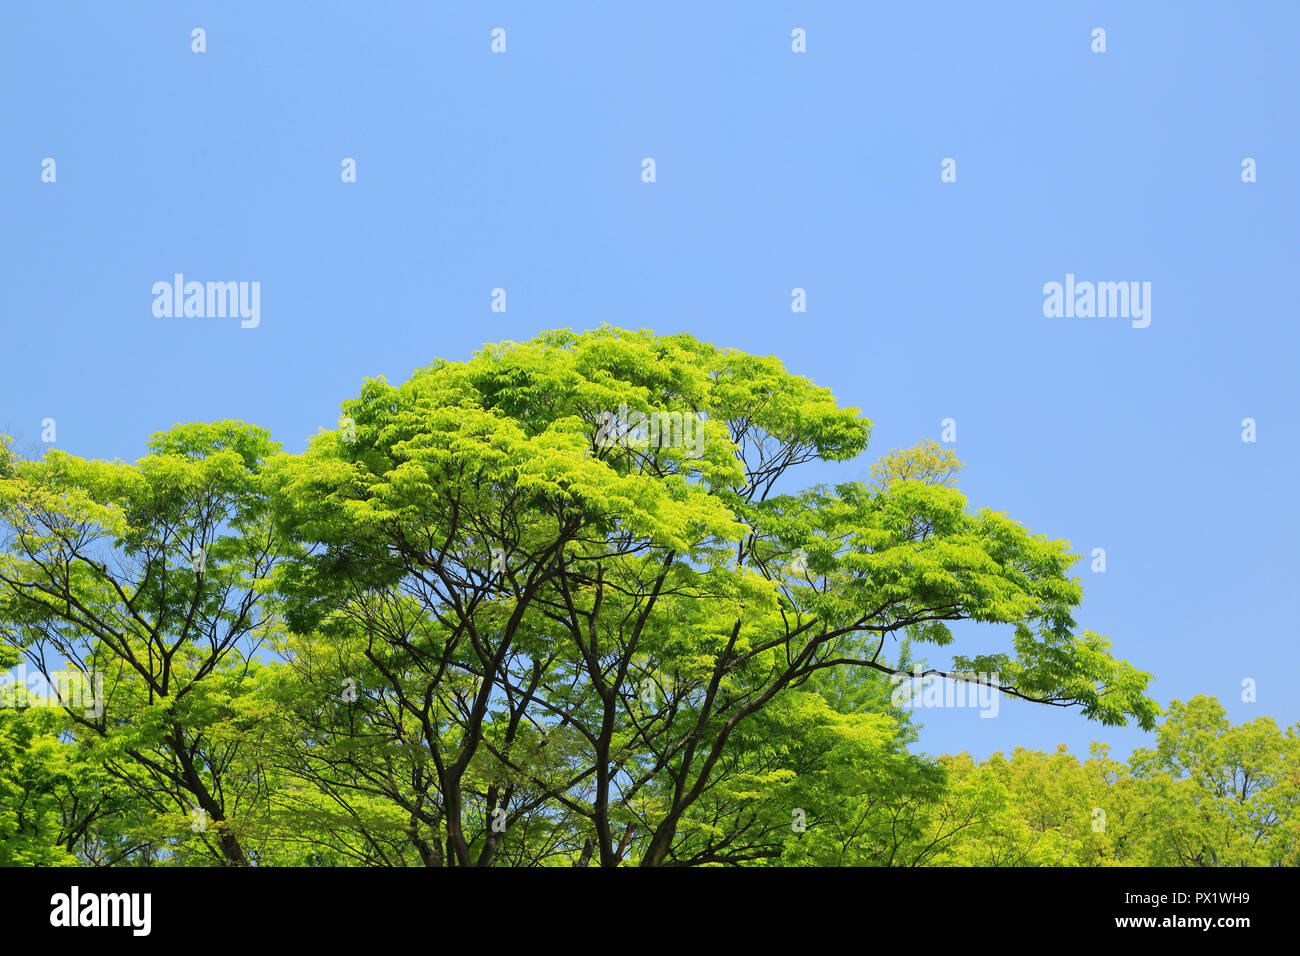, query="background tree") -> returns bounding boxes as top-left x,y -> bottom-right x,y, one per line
0,423 -> 283,864
910,696 -> 1299,867
1128,696 -> 1300,866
